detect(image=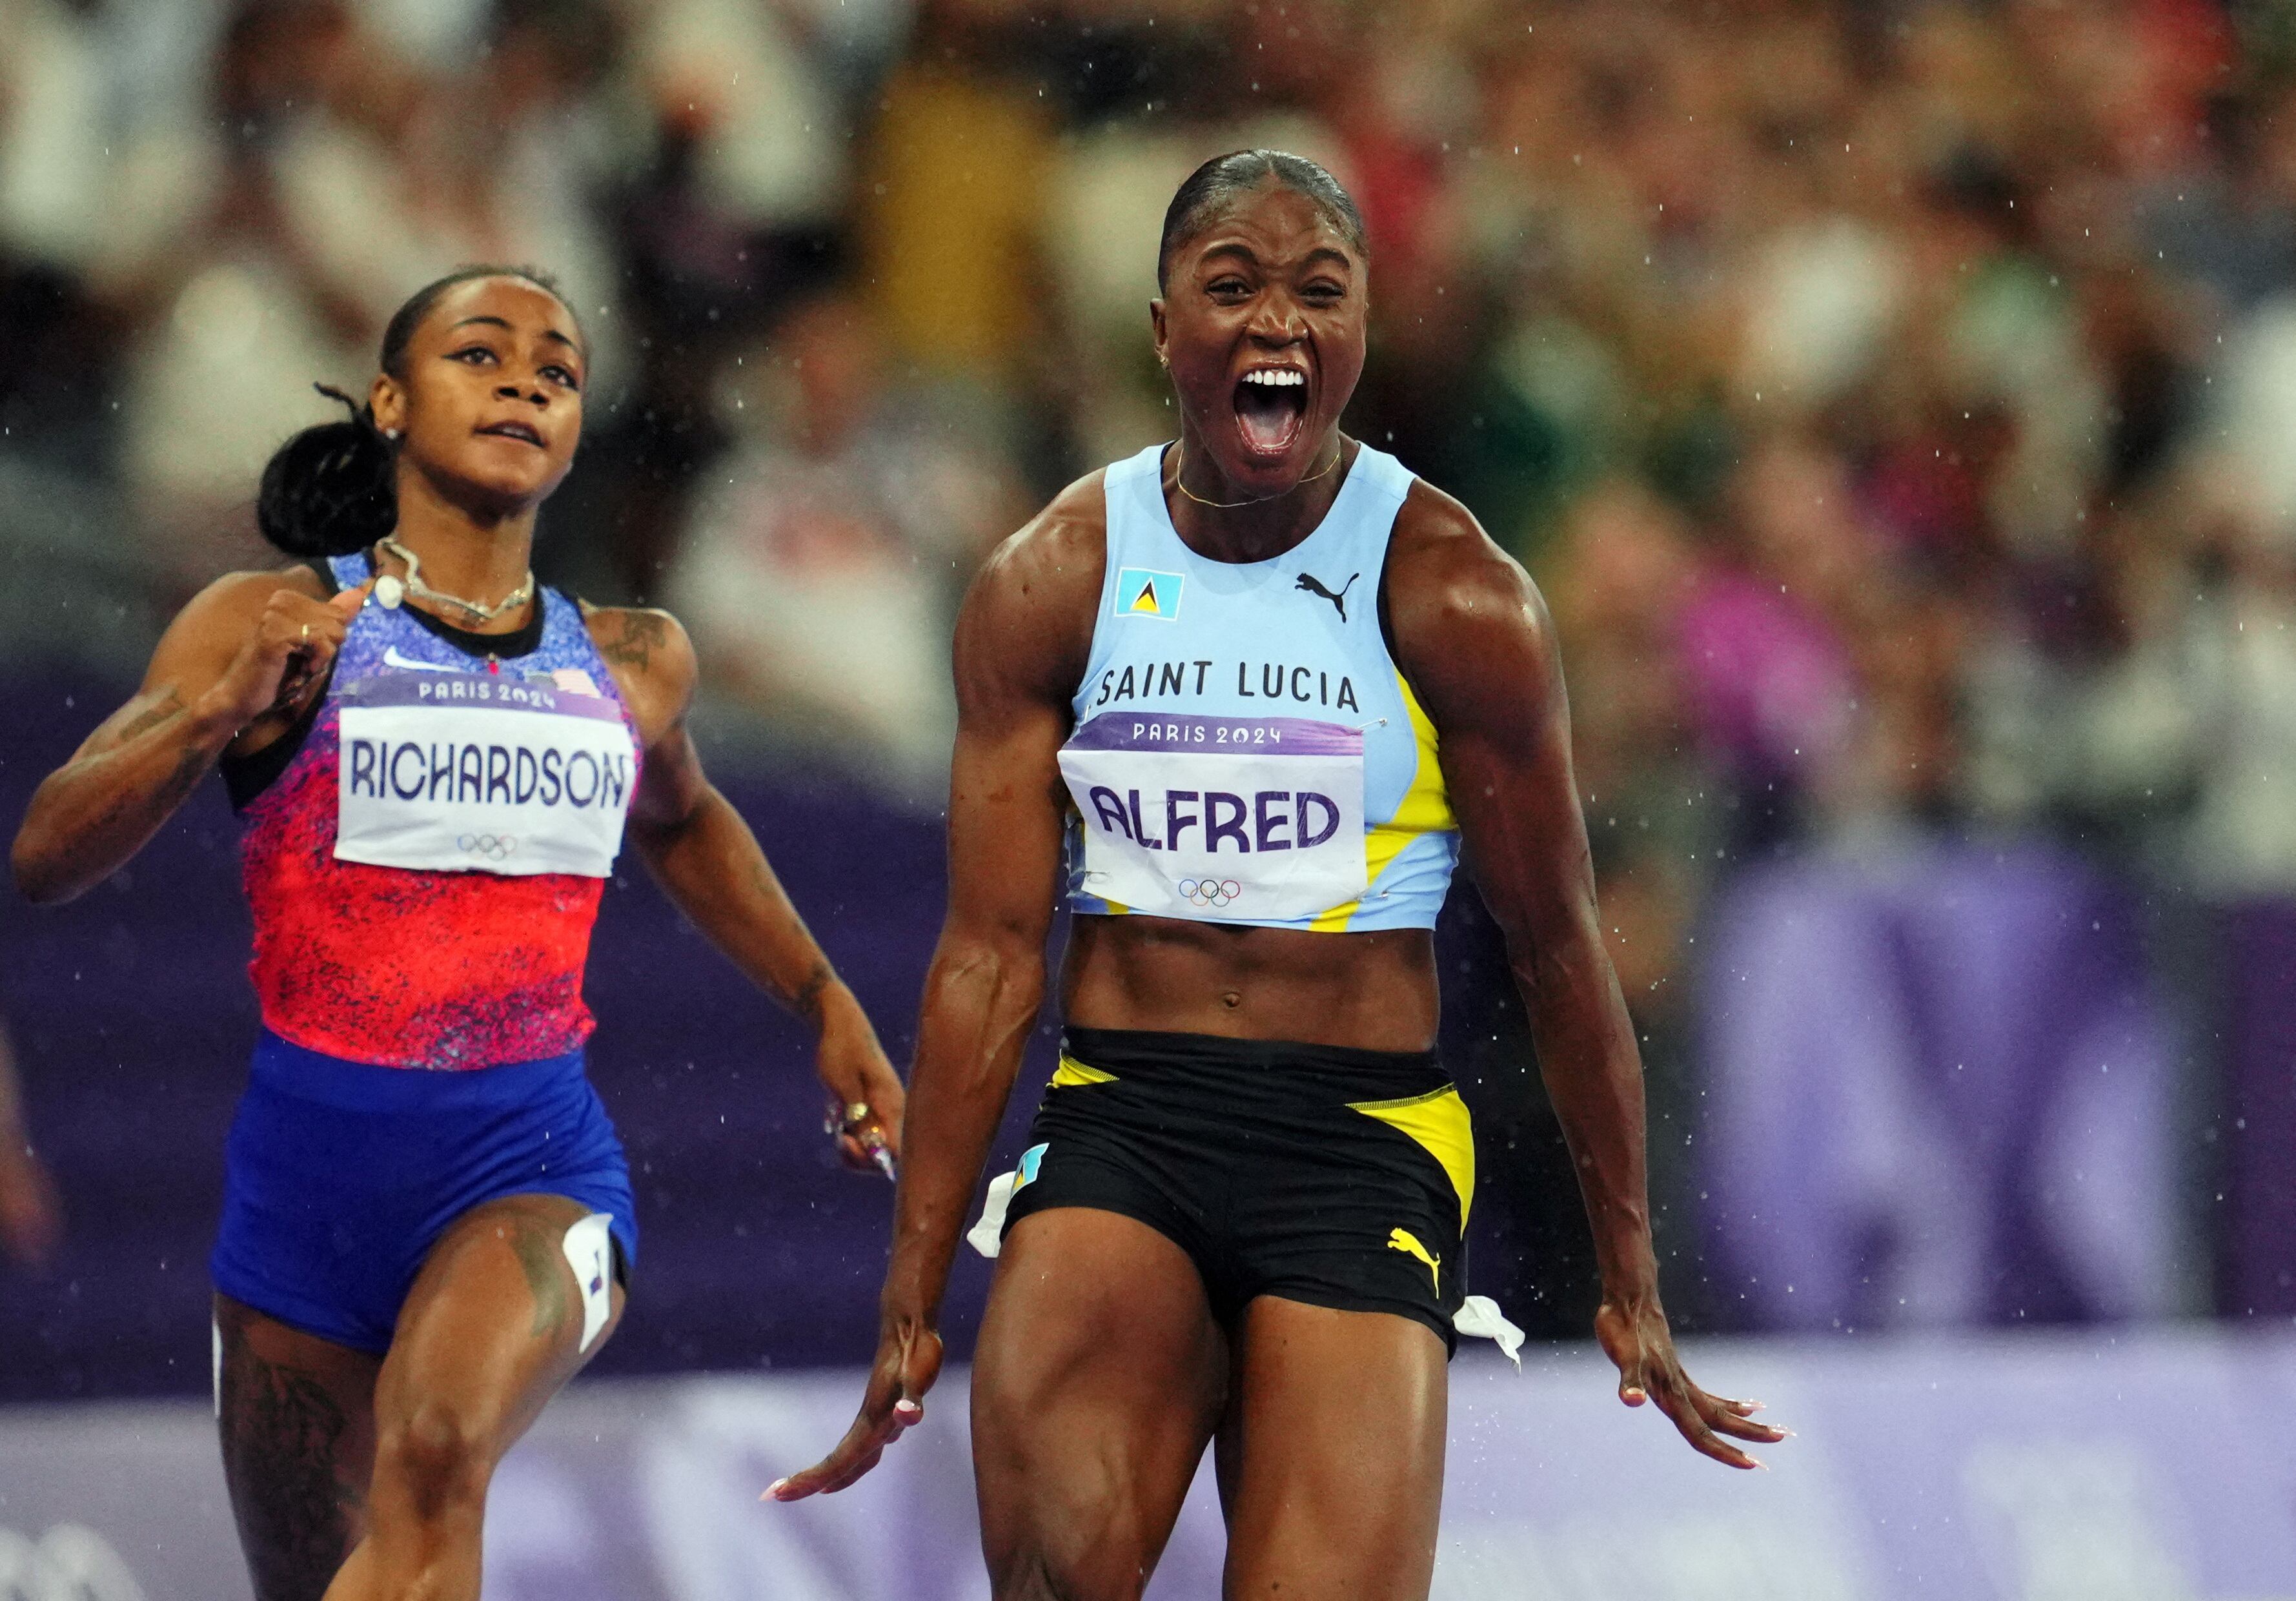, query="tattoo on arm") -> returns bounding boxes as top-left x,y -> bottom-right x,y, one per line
789,963 -> 833,1025
156,739 -> 218,810
510,1220 -> 573,1340
83,736 -> 219,842
598,611 -> 669,671
112,688 -> 188,747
